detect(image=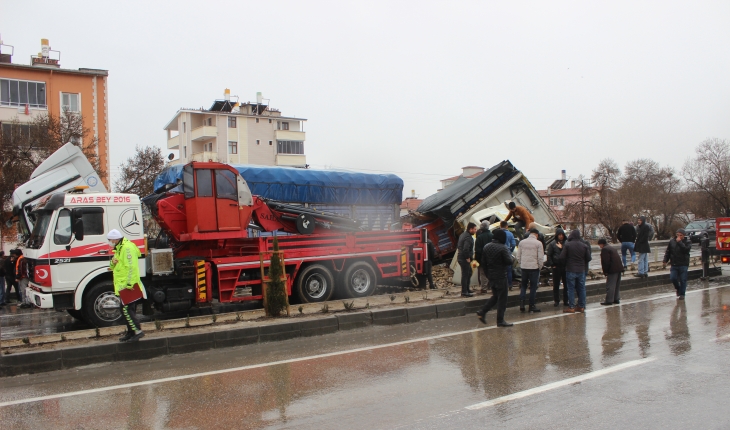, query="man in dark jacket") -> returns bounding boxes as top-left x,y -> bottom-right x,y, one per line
0,251 -> 5,306
474,221 -> 493,291
635,216 -> 653,277
663,228 -> 692,299
546,228 -> 568,306
476,229 -> 514,327
424,239 -> 437,290
598,239 -> 623,305
559,230 -> 592,313
616,219 -> 637,268
5,250 -> 20,304
457,222 -> 477,297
